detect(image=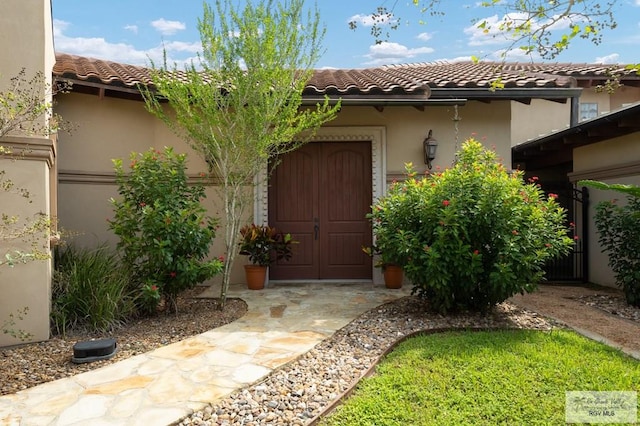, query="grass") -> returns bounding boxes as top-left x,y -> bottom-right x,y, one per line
320,329 -> 640,426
